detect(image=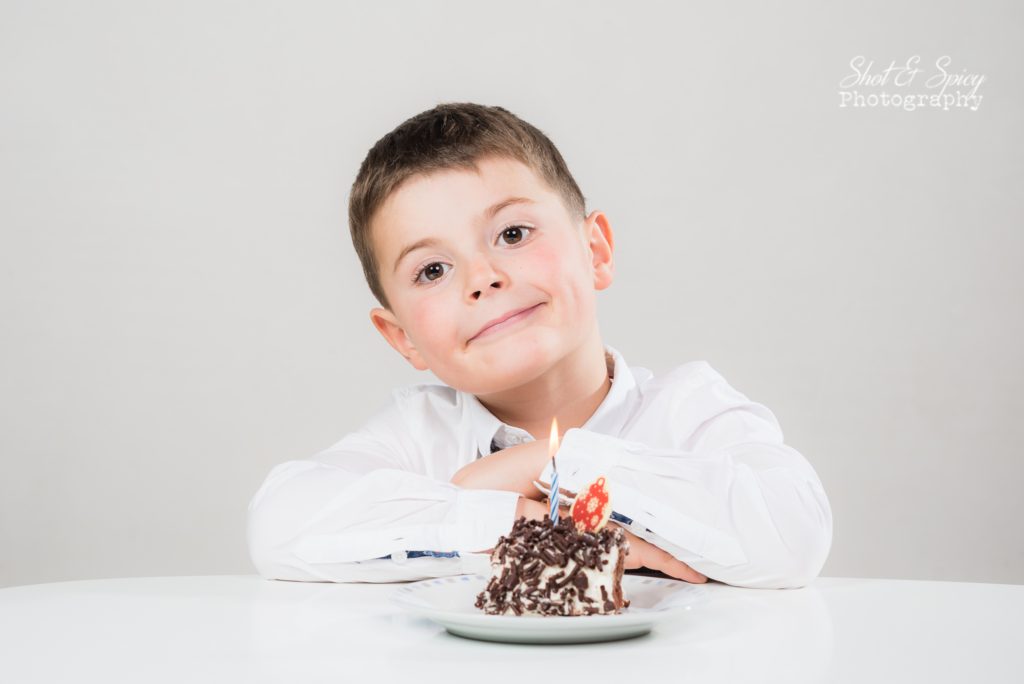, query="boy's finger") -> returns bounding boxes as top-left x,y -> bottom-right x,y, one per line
671,562 -> 708,583
657,552 -> 708,583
